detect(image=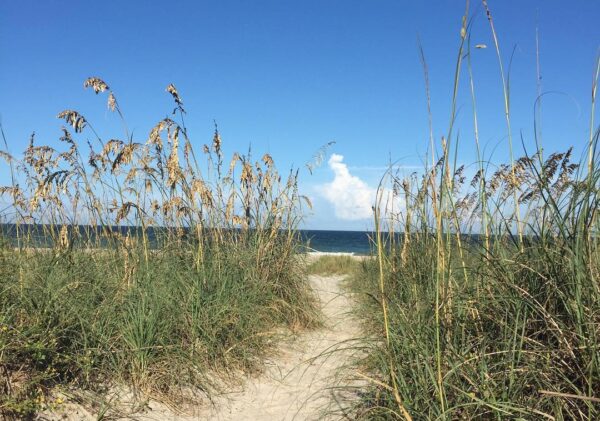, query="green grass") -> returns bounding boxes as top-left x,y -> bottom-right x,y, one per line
0,79 -> 320,418
345,2 -> 600,419
350,228 -> 600,419
307,255 -> 363,276
0,240 -> 319,418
